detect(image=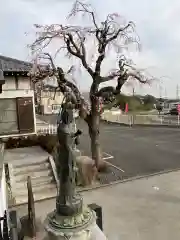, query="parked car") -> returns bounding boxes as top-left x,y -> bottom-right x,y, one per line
169,107 -> 178,115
